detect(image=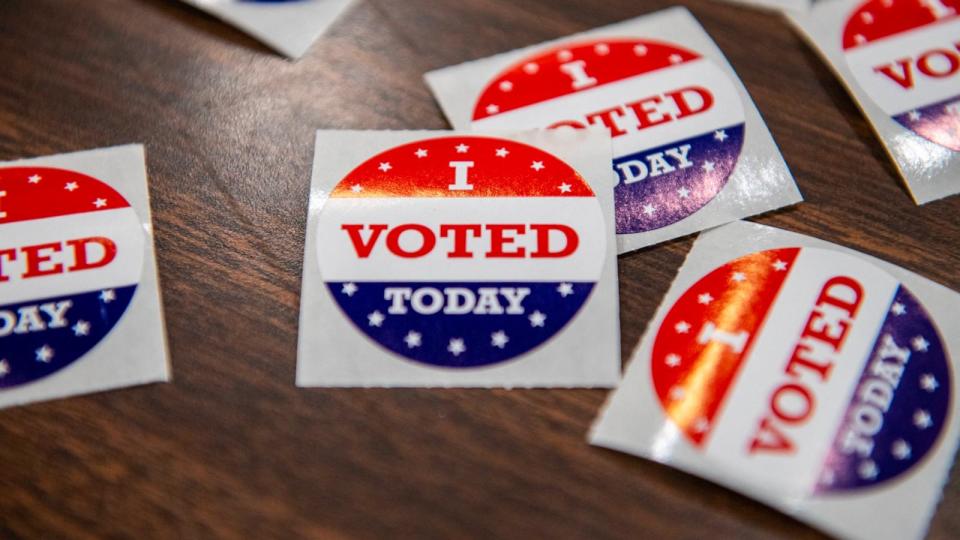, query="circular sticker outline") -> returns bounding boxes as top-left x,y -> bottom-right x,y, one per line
0,166 -> 145,389
315,135 -> 606,369
470,37 -> 747,234
649,246 -> 952,493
